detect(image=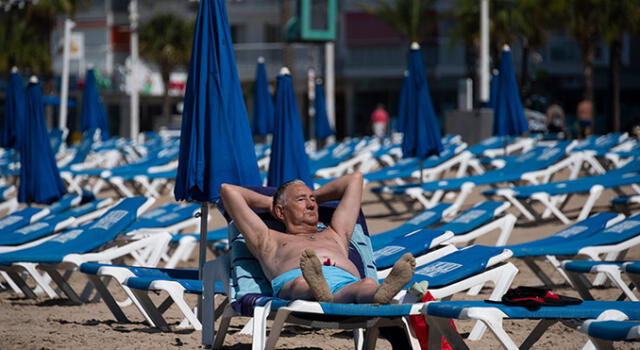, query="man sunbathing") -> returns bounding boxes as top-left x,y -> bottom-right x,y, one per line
220,172 -> 415,304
